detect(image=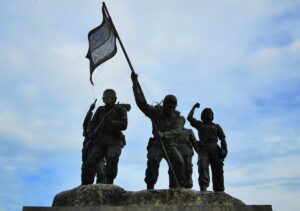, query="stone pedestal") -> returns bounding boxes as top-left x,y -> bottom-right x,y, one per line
23,184 -> 272,211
